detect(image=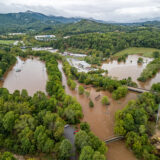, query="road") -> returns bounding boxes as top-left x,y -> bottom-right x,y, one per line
64,125 -> 77,160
